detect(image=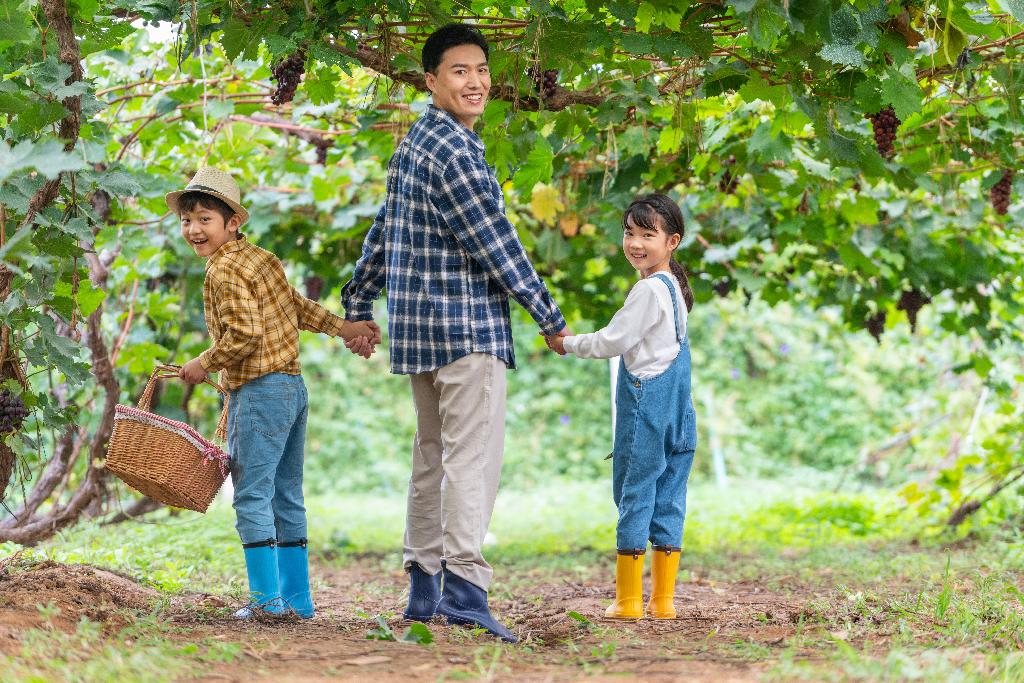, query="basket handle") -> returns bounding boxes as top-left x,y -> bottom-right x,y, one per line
137,364 -> 231,442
